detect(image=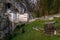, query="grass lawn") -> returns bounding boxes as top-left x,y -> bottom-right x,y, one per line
11,18 -> 60,40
